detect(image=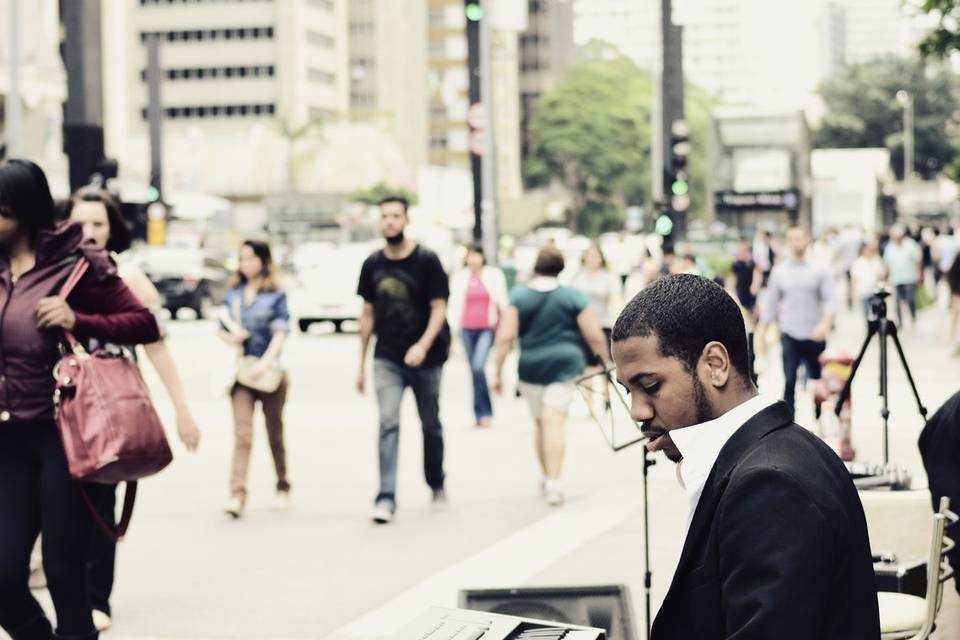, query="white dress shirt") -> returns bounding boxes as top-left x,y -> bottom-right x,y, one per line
670,394 -> 777,548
